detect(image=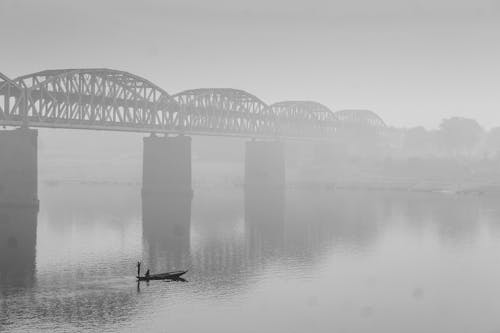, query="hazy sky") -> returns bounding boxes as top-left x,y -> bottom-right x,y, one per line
1,0 -> 499,128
